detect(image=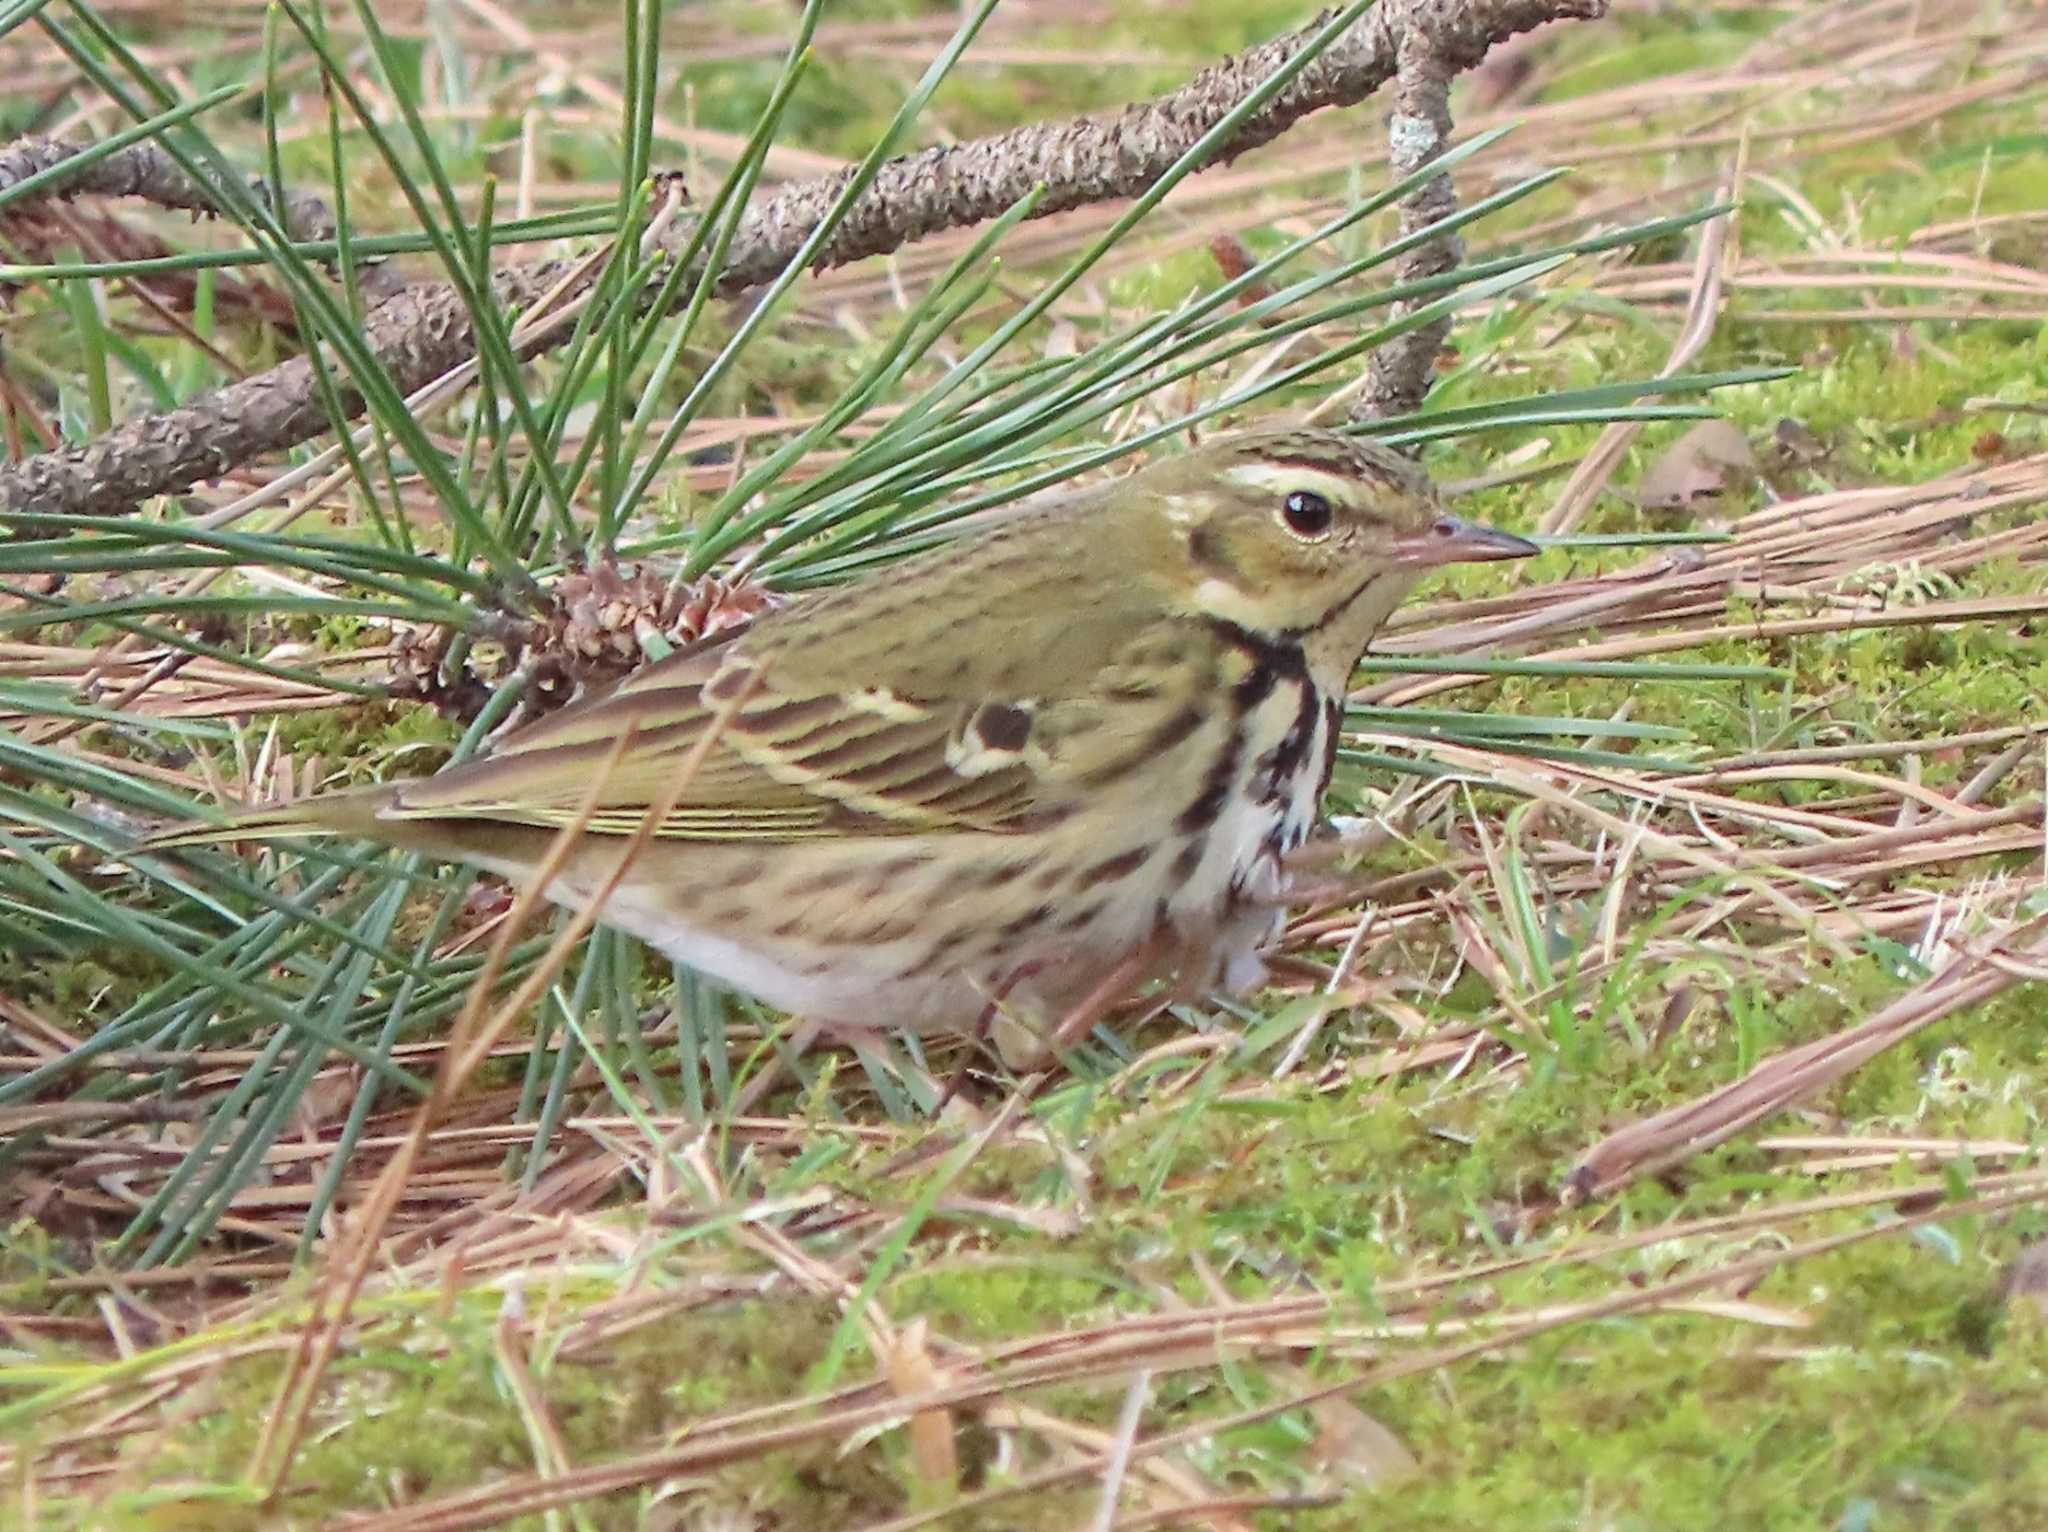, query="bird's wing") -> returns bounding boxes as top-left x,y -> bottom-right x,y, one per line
384,490 -> 1210,844
380,614 -> 1203,843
